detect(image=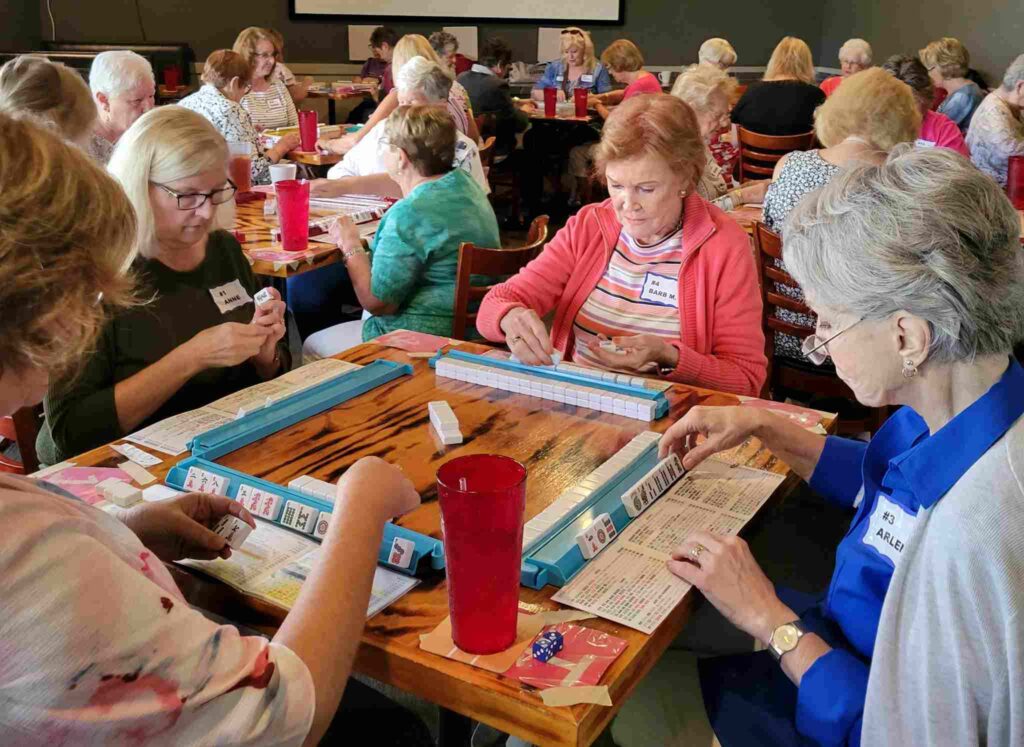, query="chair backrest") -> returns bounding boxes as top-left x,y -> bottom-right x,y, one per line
475,112 -> 497,139
737,127 -> 815,181
478,135 -> 497,174
0,405 -> 42,475
451,215 -> 550,341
